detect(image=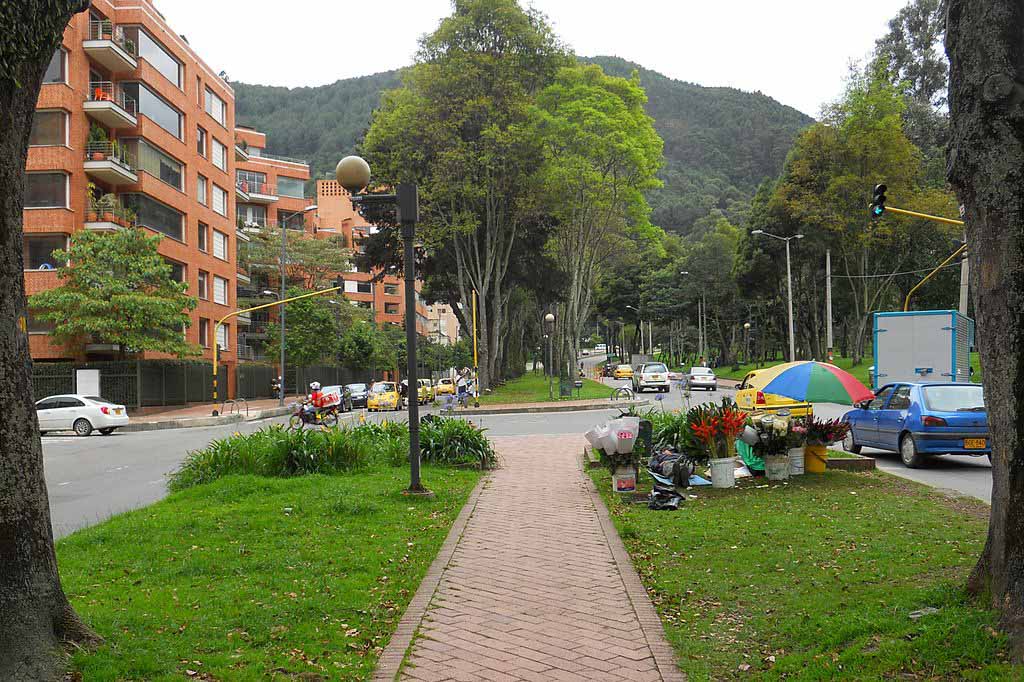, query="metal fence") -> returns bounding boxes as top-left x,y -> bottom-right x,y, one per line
31,360 -> 226,409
